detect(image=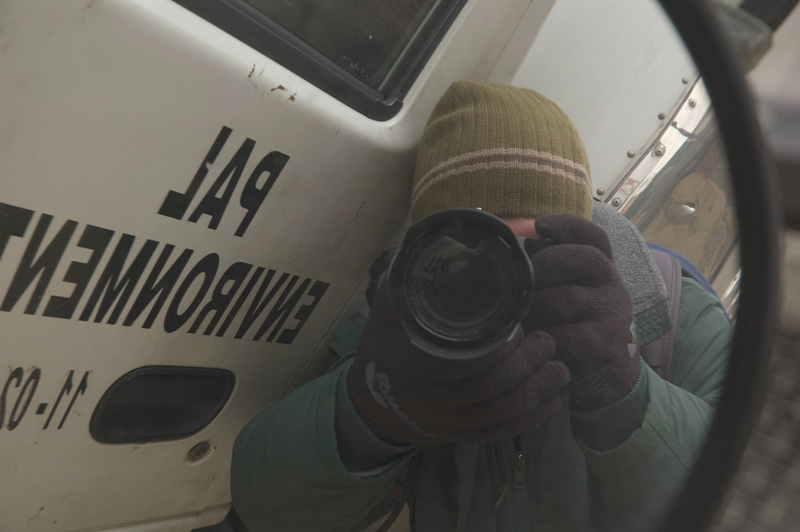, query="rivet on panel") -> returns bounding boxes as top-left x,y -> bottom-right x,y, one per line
612,198 -> 622,207
658,112 -> 666,120
626,150 -> 636,158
